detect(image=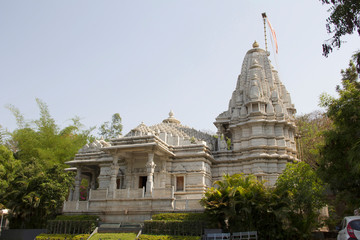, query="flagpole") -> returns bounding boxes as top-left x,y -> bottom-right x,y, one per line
261,12 -> 269,55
